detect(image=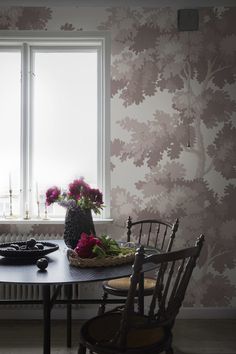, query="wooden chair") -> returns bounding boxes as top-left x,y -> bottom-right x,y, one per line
98,217 -> 179,315
78,234 -> 205,354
